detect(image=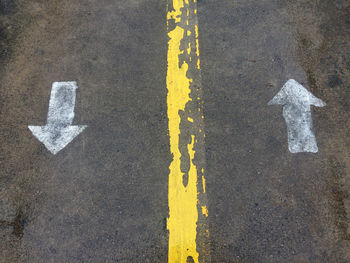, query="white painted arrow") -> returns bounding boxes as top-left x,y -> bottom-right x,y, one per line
268,79 -> 326,153
28,82 -> 87,155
